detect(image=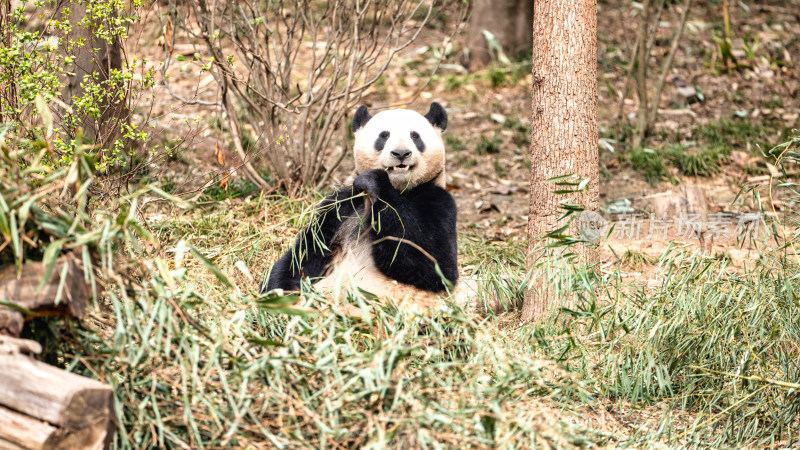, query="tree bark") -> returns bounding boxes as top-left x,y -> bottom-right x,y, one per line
56,0 -> 126,148
523,0 -> 599,322
0,0 -> 12,124
466,0 -> 534,68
